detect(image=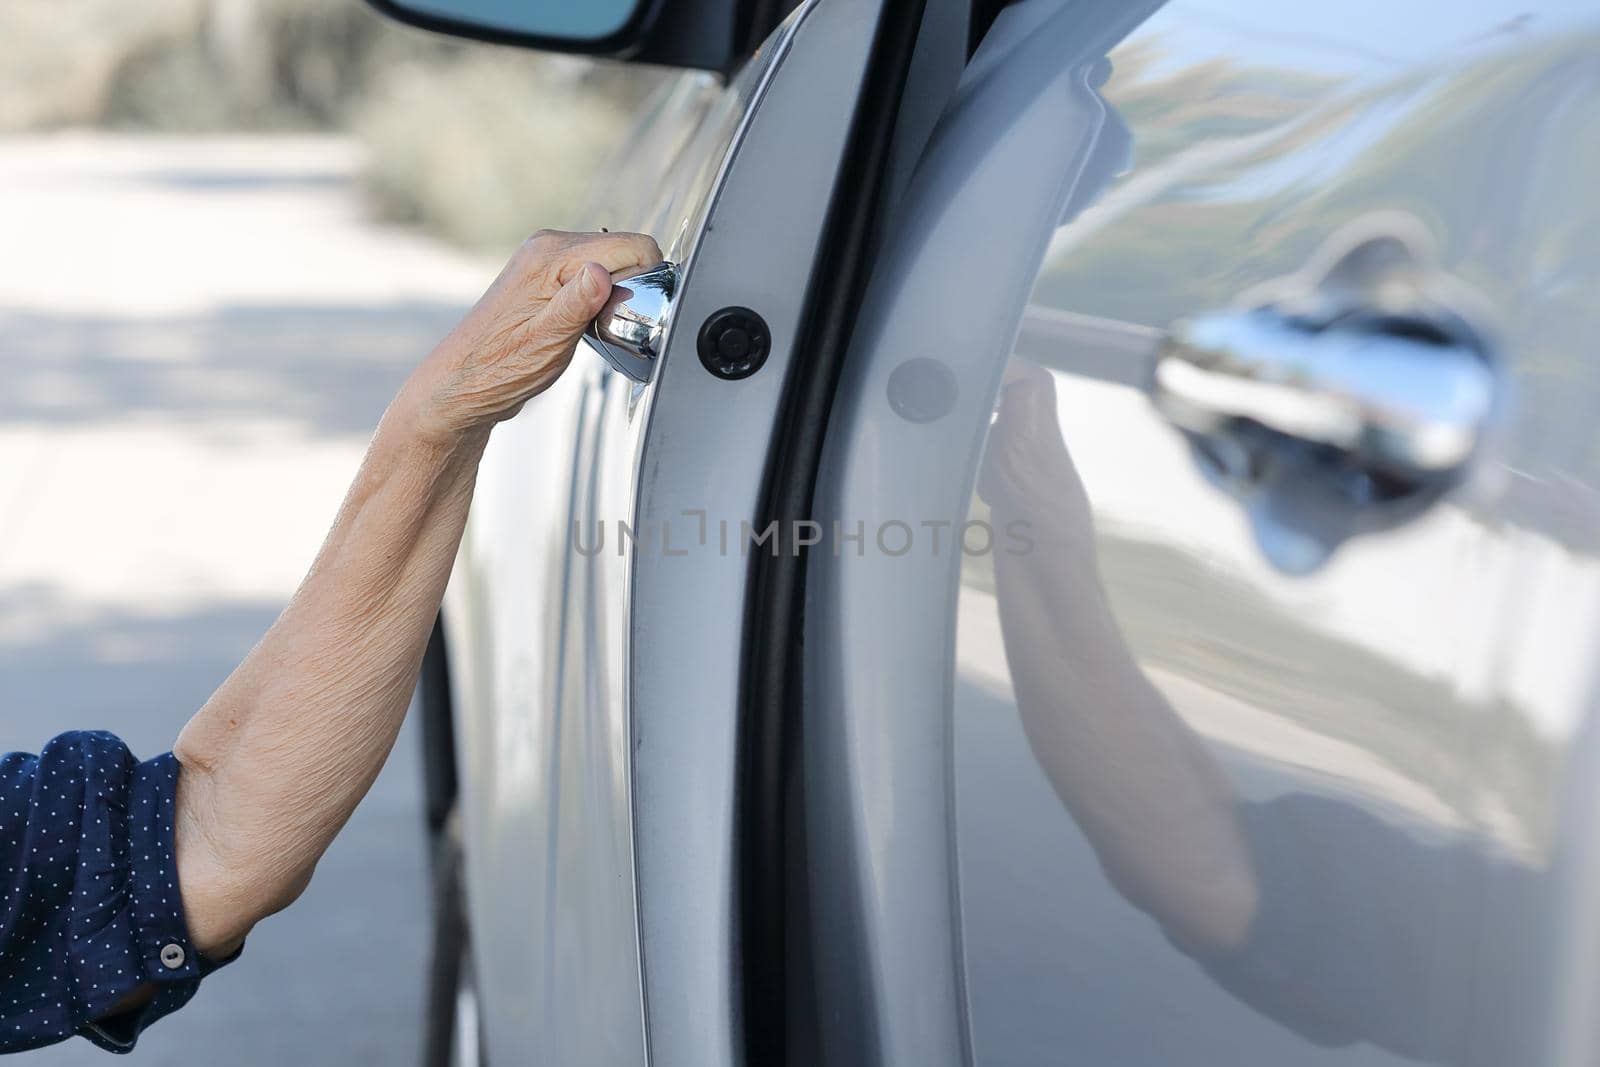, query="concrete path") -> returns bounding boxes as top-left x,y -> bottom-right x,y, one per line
0,133 -> 494,1065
